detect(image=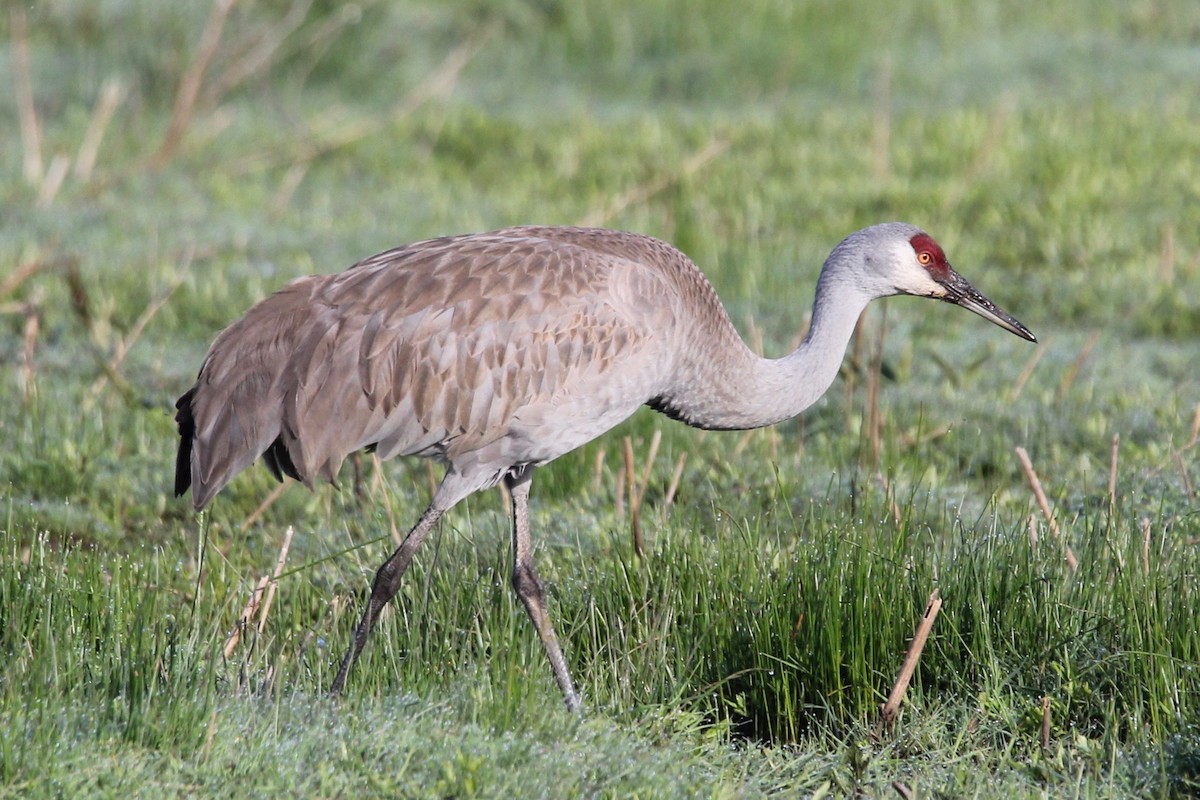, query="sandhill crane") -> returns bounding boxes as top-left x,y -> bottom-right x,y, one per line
175,222 -> 1035,711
